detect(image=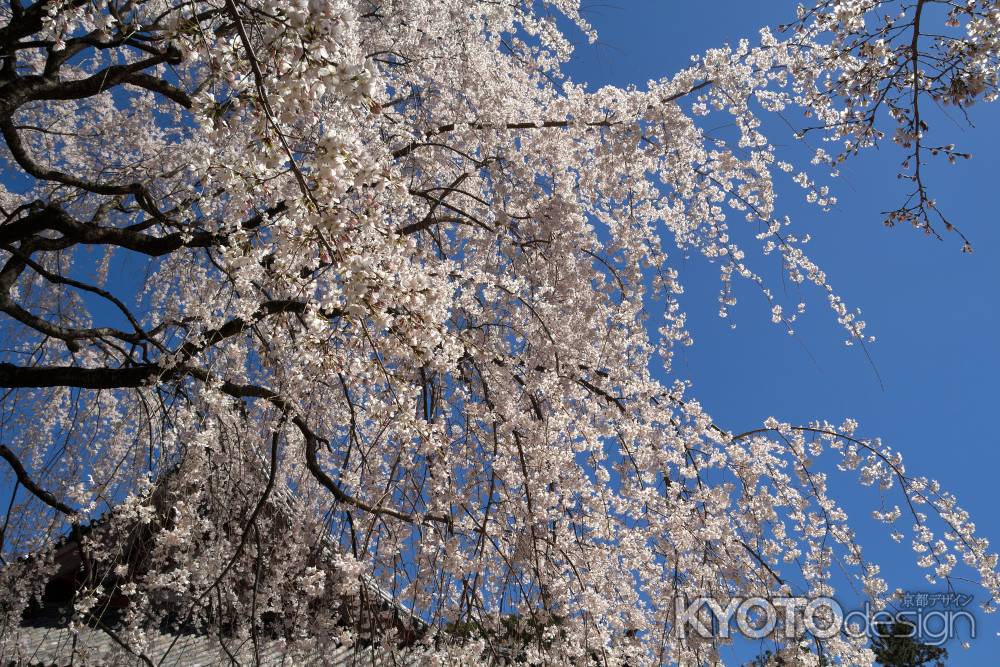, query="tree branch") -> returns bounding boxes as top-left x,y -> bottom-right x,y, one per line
0,443 -> 76,515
